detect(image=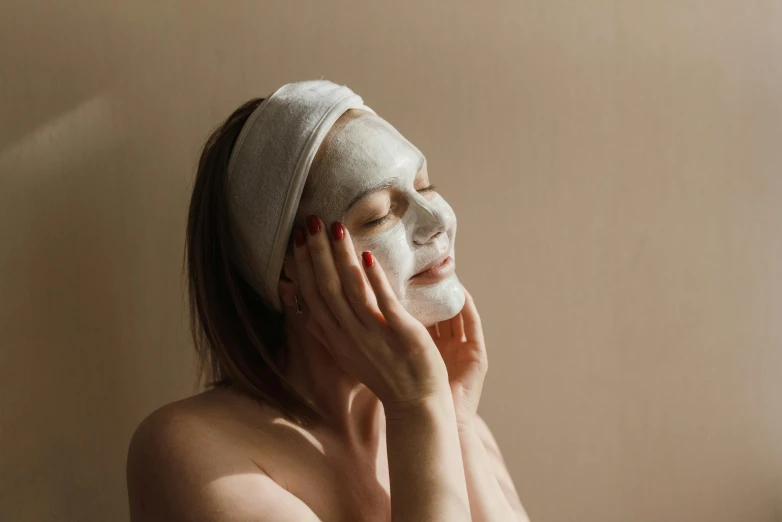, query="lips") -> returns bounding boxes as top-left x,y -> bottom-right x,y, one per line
411,253 -> 450,279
